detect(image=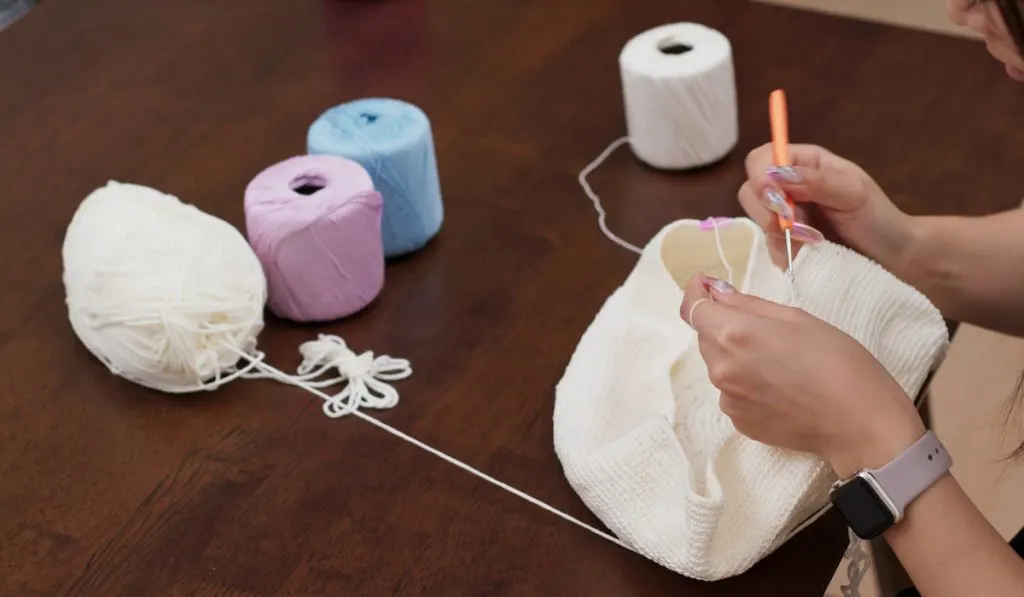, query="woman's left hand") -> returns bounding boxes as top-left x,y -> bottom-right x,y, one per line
680,273 -> 926,478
